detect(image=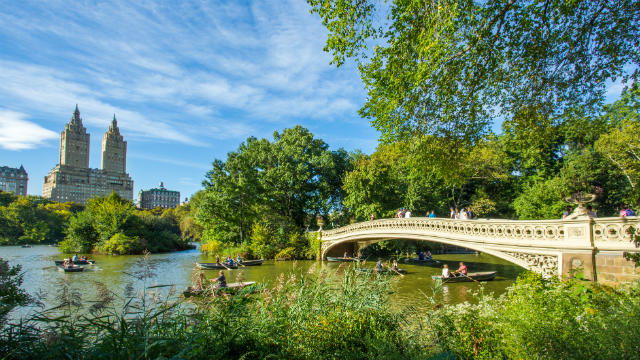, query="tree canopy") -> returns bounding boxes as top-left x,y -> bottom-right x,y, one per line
308,0 -> 640,143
